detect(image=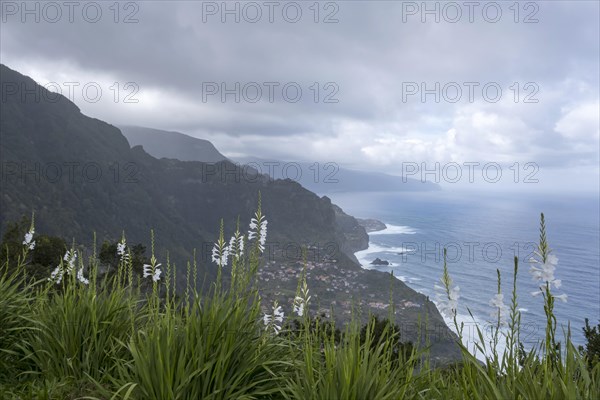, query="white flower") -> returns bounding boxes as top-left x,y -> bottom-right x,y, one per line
273,305 -> 284,323
272,307 -> 284,335
143,263 -> 162,282
77,267 -> 89,285
153,268 -> 162,282
554,293 -> 568,302
263,313 -> 272,326
117,242 -> 126,256
47,249 -> 89,285
116,239 -> 130,262
48,250 -> 79,284
211,242 -> 229,266
434,283 -> 460,318
489,293 -> 508,326
49,265 -> 64,284
248,212 -> 268,253
529,253 -> 567,299
263,303 -> 284,335
293,281 -> 311,317
228,231 -> 245,261
63,250 -> 77,273
23,229 -> 35,250
293,297 -> 304,317
529,254 -> 561,289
